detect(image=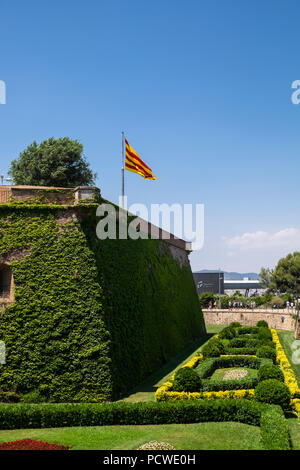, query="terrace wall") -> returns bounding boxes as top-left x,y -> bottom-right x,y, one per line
203,309 -> 295,331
